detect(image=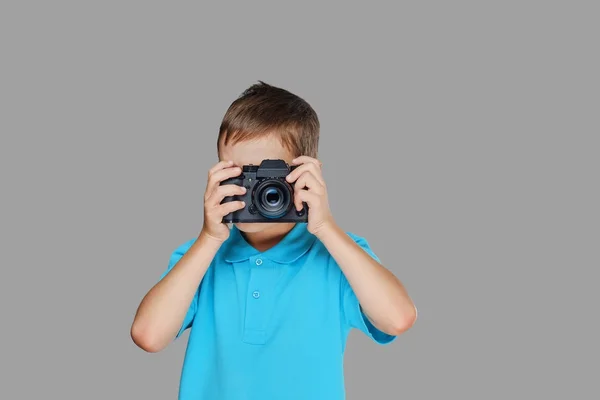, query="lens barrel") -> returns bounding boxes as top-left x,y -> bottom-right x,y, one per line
253,179 -> 293,219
